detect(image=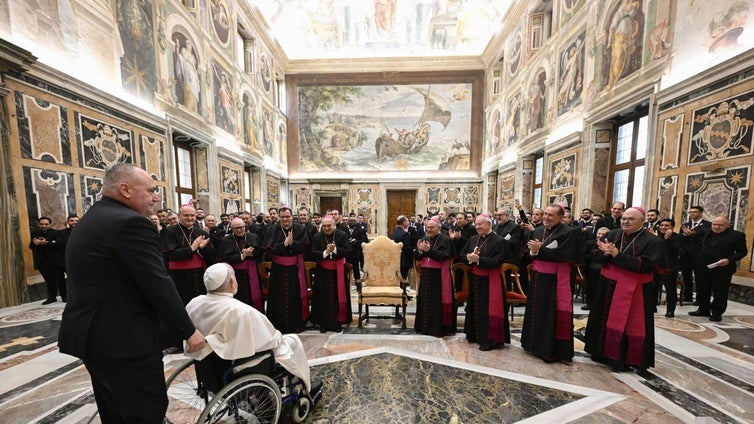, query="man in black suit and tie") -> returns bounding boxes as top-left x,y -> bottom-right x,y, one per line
689,216 -> 747,321
679,205 -> 710,303
58,163 -> 205,423
595,202 -> 625,232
